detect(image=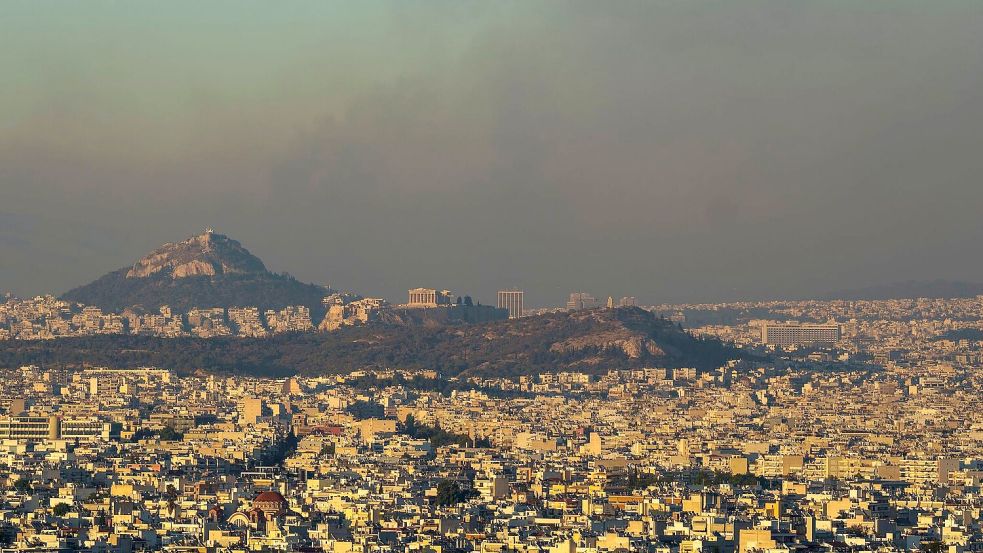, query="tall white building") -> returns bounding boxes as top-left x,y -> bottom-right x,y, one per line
497,289 -> 524,319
